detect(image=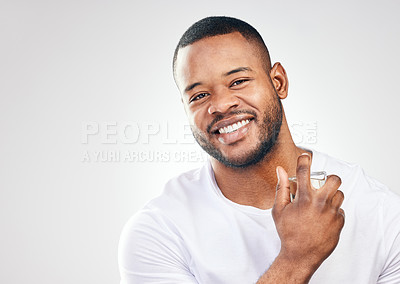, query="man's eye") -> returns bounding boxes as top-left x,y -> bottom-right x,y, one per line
231,79 -> 248,87
190,93 -> 209,102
